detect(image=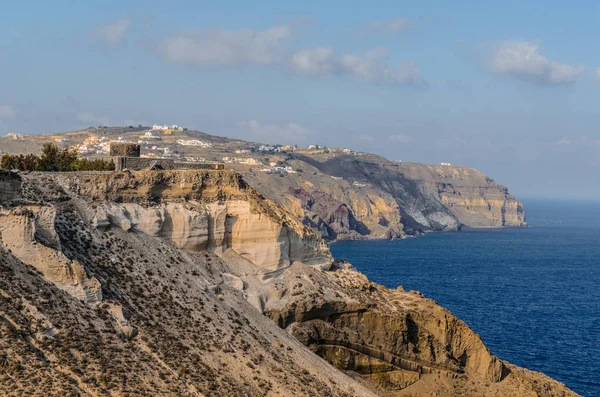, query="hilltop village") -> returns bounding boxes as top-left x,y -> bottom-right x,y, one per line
1,124 -> 374,176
